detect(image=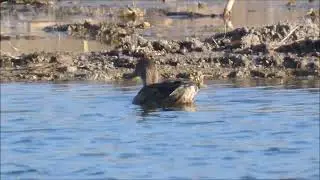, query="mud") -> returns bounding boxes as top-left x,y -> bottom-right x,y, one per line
1,0 -> 54,6
1,5 -> 319,82
0,34 -> 45,41
43,21 -> 149,45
